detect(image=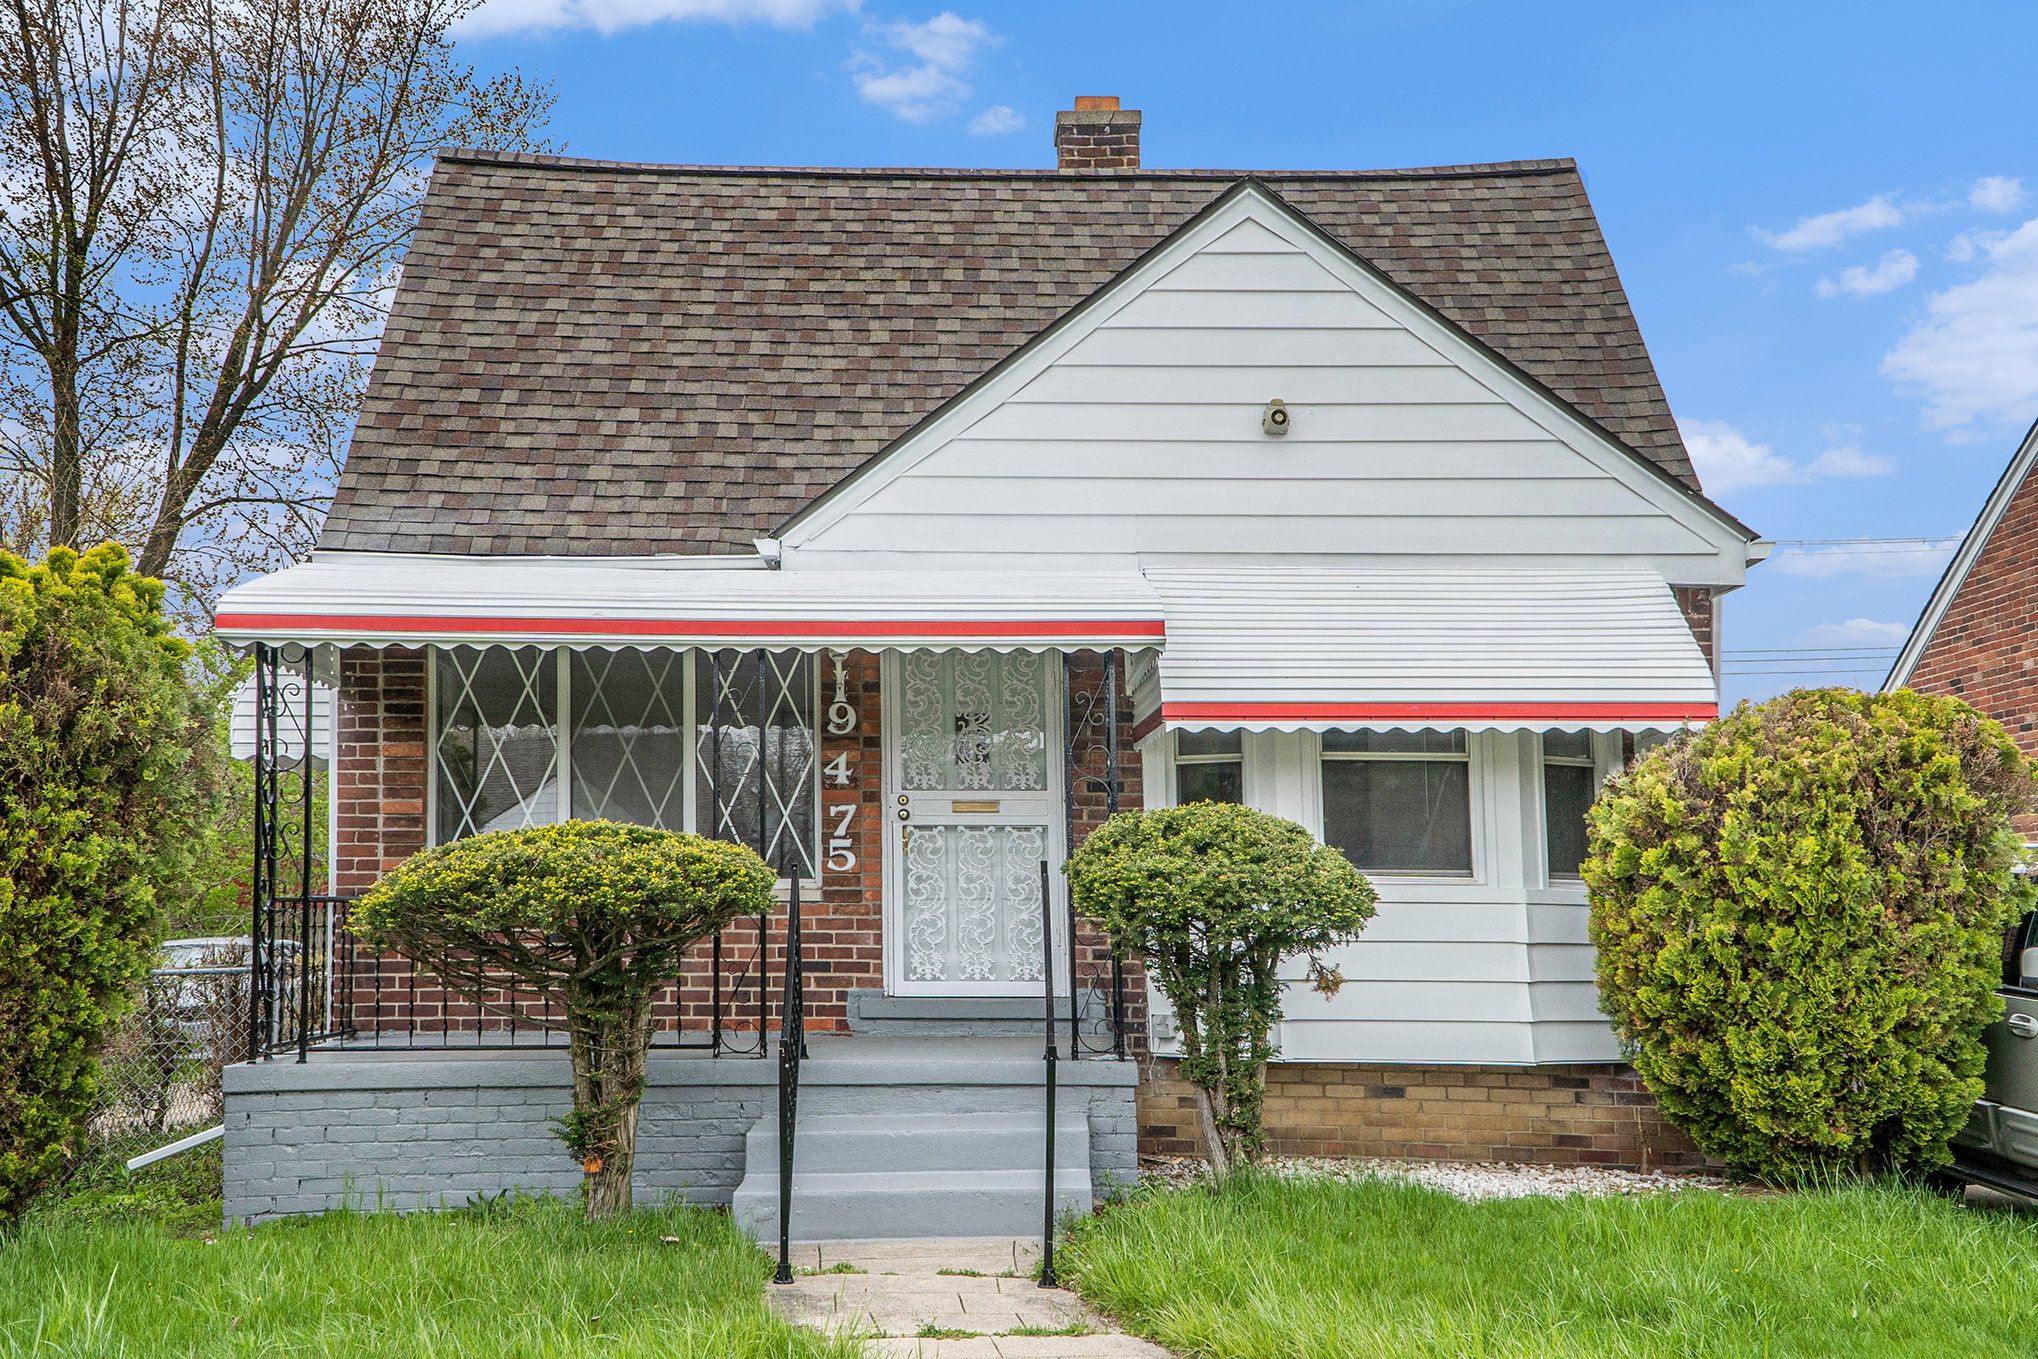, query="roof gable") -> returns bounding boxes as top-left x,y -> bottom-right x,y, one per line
776,182 -> 1750,575
321,153 -> 1711,557
1886,418 -> 2038,690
